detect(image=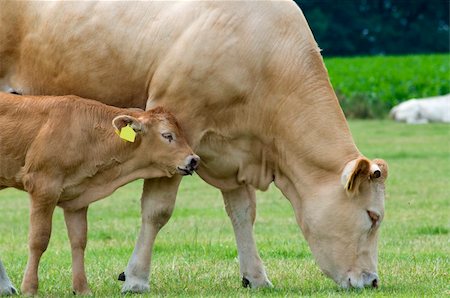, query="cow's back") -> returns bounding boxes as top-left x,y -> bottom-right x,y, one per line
1,1 -> 306,108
